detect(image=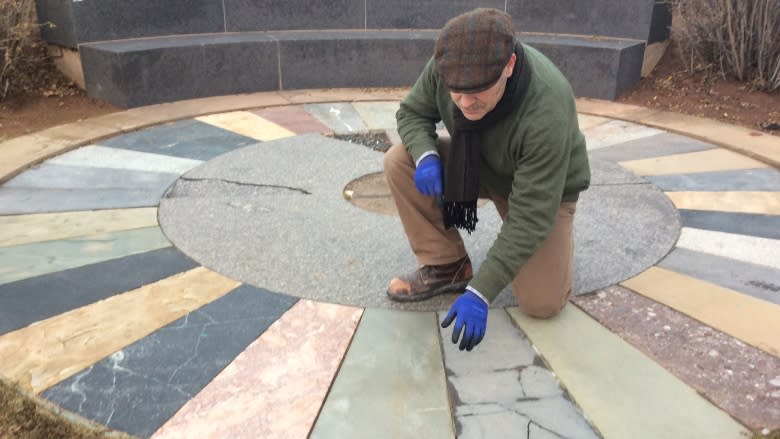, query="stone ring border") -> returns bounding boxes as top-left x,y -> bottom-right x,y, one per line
2,88 -> 779,186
